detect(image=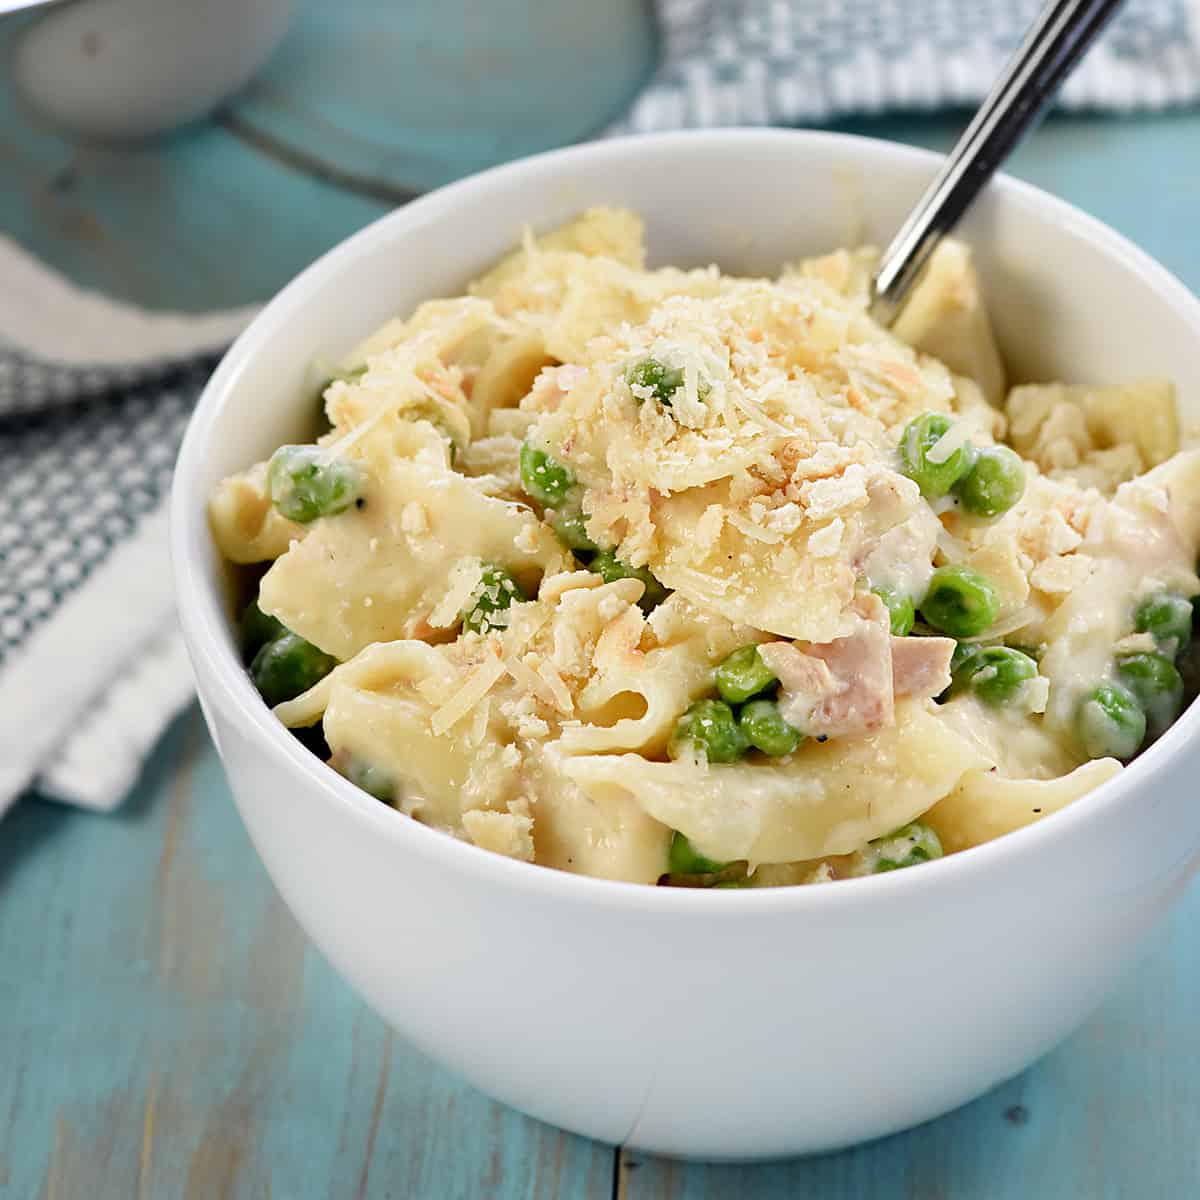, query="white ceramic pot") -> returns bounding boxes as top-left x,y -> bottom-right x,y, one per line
171,130 -> 1200,1160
